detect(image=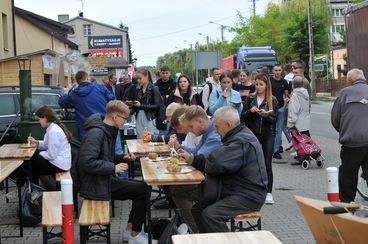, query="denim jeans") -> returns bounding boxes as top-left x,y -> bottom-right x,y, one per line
115,129 -> 123,155
274,107 -> 285,153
